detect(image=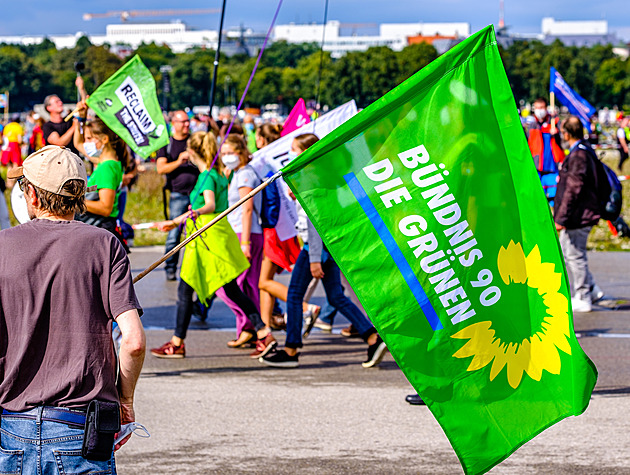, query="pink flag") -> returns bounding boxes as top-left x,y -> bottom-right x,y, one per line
281,98 -> 310,136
